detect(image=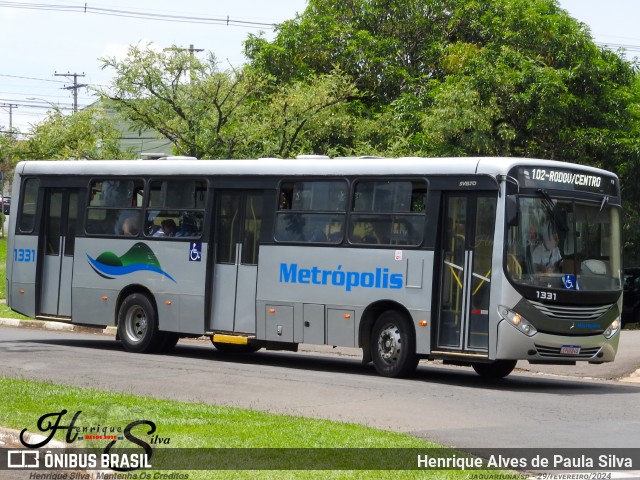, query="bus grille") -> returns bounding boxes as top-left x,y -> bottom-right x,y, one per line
529,301 -> 612,321
534,344 -> 602,359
